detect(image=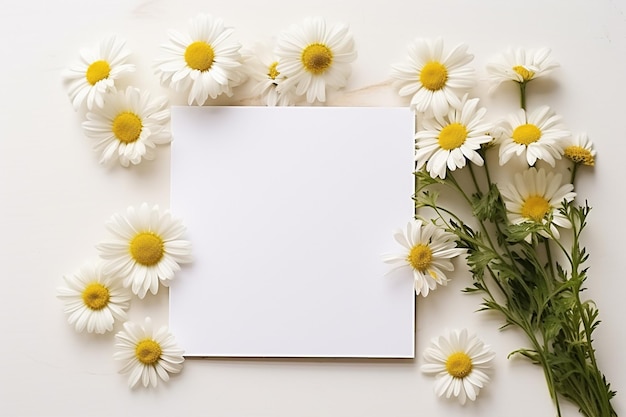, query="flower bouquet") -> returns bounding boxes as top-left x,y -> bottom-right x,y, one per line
390,40 -> 617,416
